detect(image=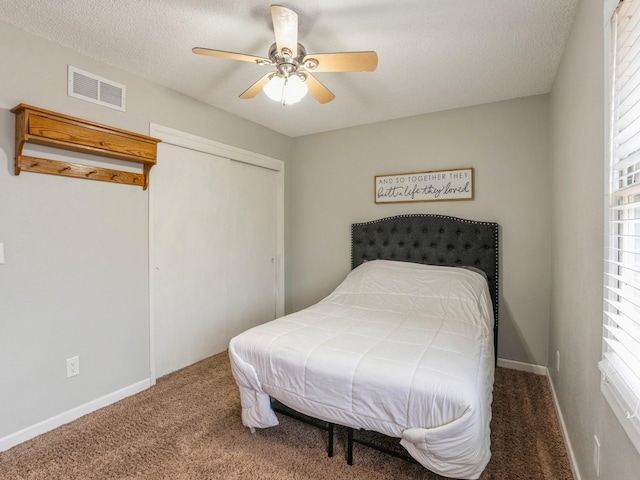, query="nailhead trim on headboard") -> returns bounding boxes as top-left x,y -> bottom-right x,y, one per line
351,214 -> 500,353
